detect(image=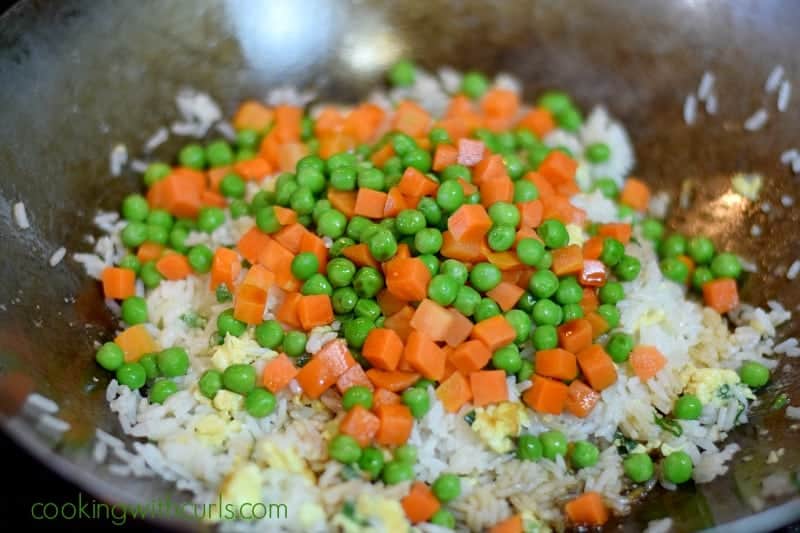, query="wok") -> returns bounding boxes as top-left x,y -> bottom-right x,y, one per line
1,0 -> 799,530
